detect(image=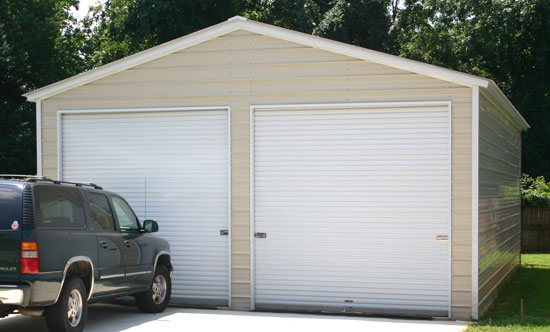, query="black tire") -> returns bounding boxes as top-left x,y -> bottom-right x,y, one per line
45,277 -> 88,332
135,265 -> 171,313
